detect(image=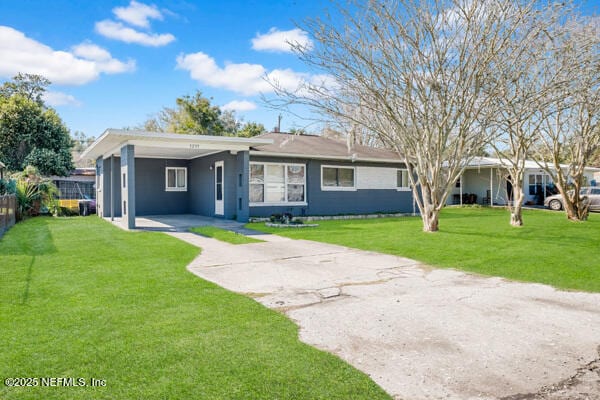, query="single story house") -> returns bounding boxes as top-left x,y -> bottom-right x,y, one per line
81,129 -> 414,228
448,157 -> 600,206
